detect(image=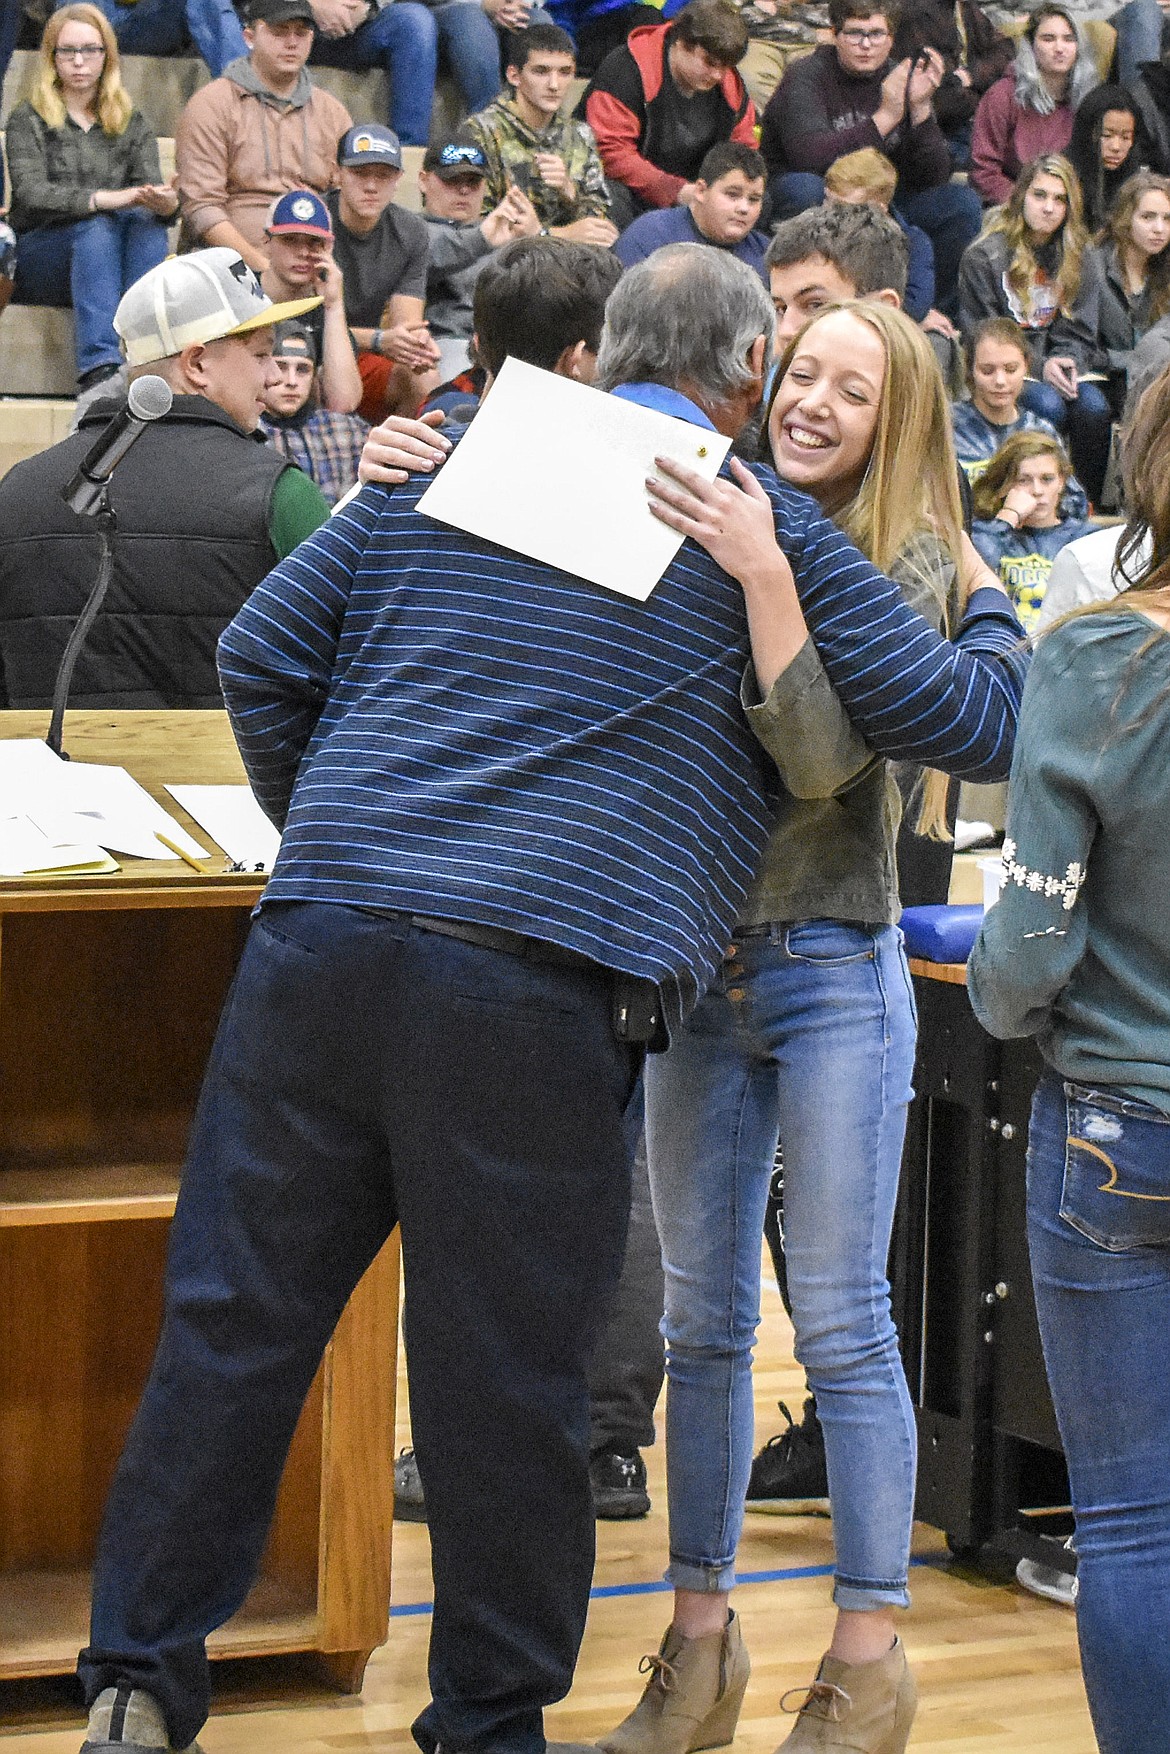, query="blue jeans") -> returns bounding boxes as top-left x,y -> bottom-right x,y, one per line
645,920 -> 918,1611
12,211 -> 169,376
59,0 -> 246,74
767,172 -> 980,316
1027,1070 -> 1170,1754
1113,0 -> 1164,86
1020,377 -> 1114,506
310,3 -> 438,146
78,903 -> 640,1754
